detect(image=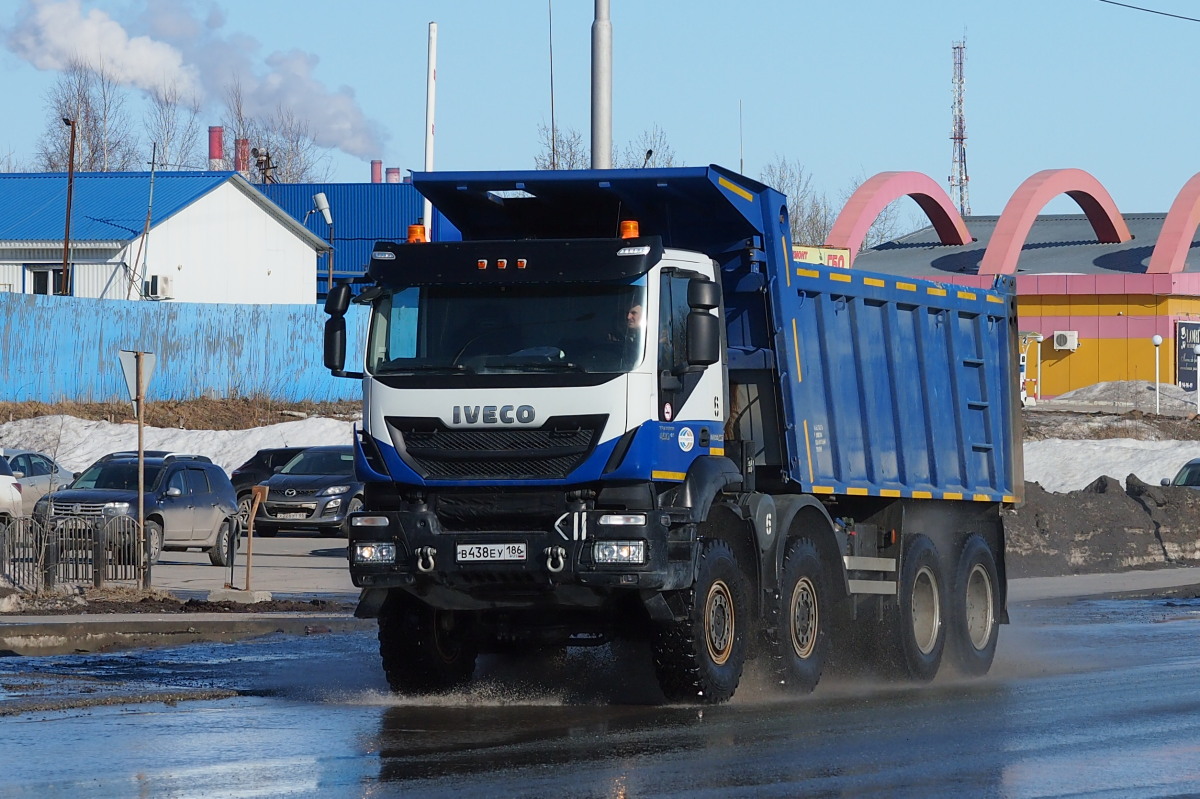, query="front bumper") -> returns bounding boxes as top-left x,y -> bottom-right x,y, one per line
347,508 -> 697,610
256,493 -> 353,529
